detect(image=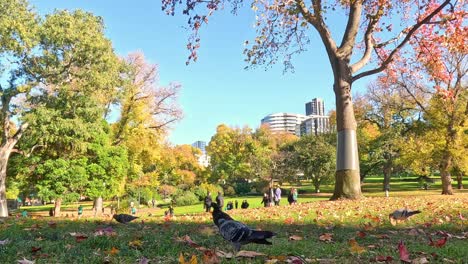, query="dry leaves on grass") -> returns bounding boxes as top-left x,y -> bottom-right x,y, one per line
94,226 -> 116,237
105,247 -> 120,255
128,239 -> 143,249
398,241 -> 411,263
0,239 -> 10,245
319,233 -> 333,242
289,235 -> 303,241
179,253 -> 198,264
17,258 -> 35,264
348,238 -> 366,254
